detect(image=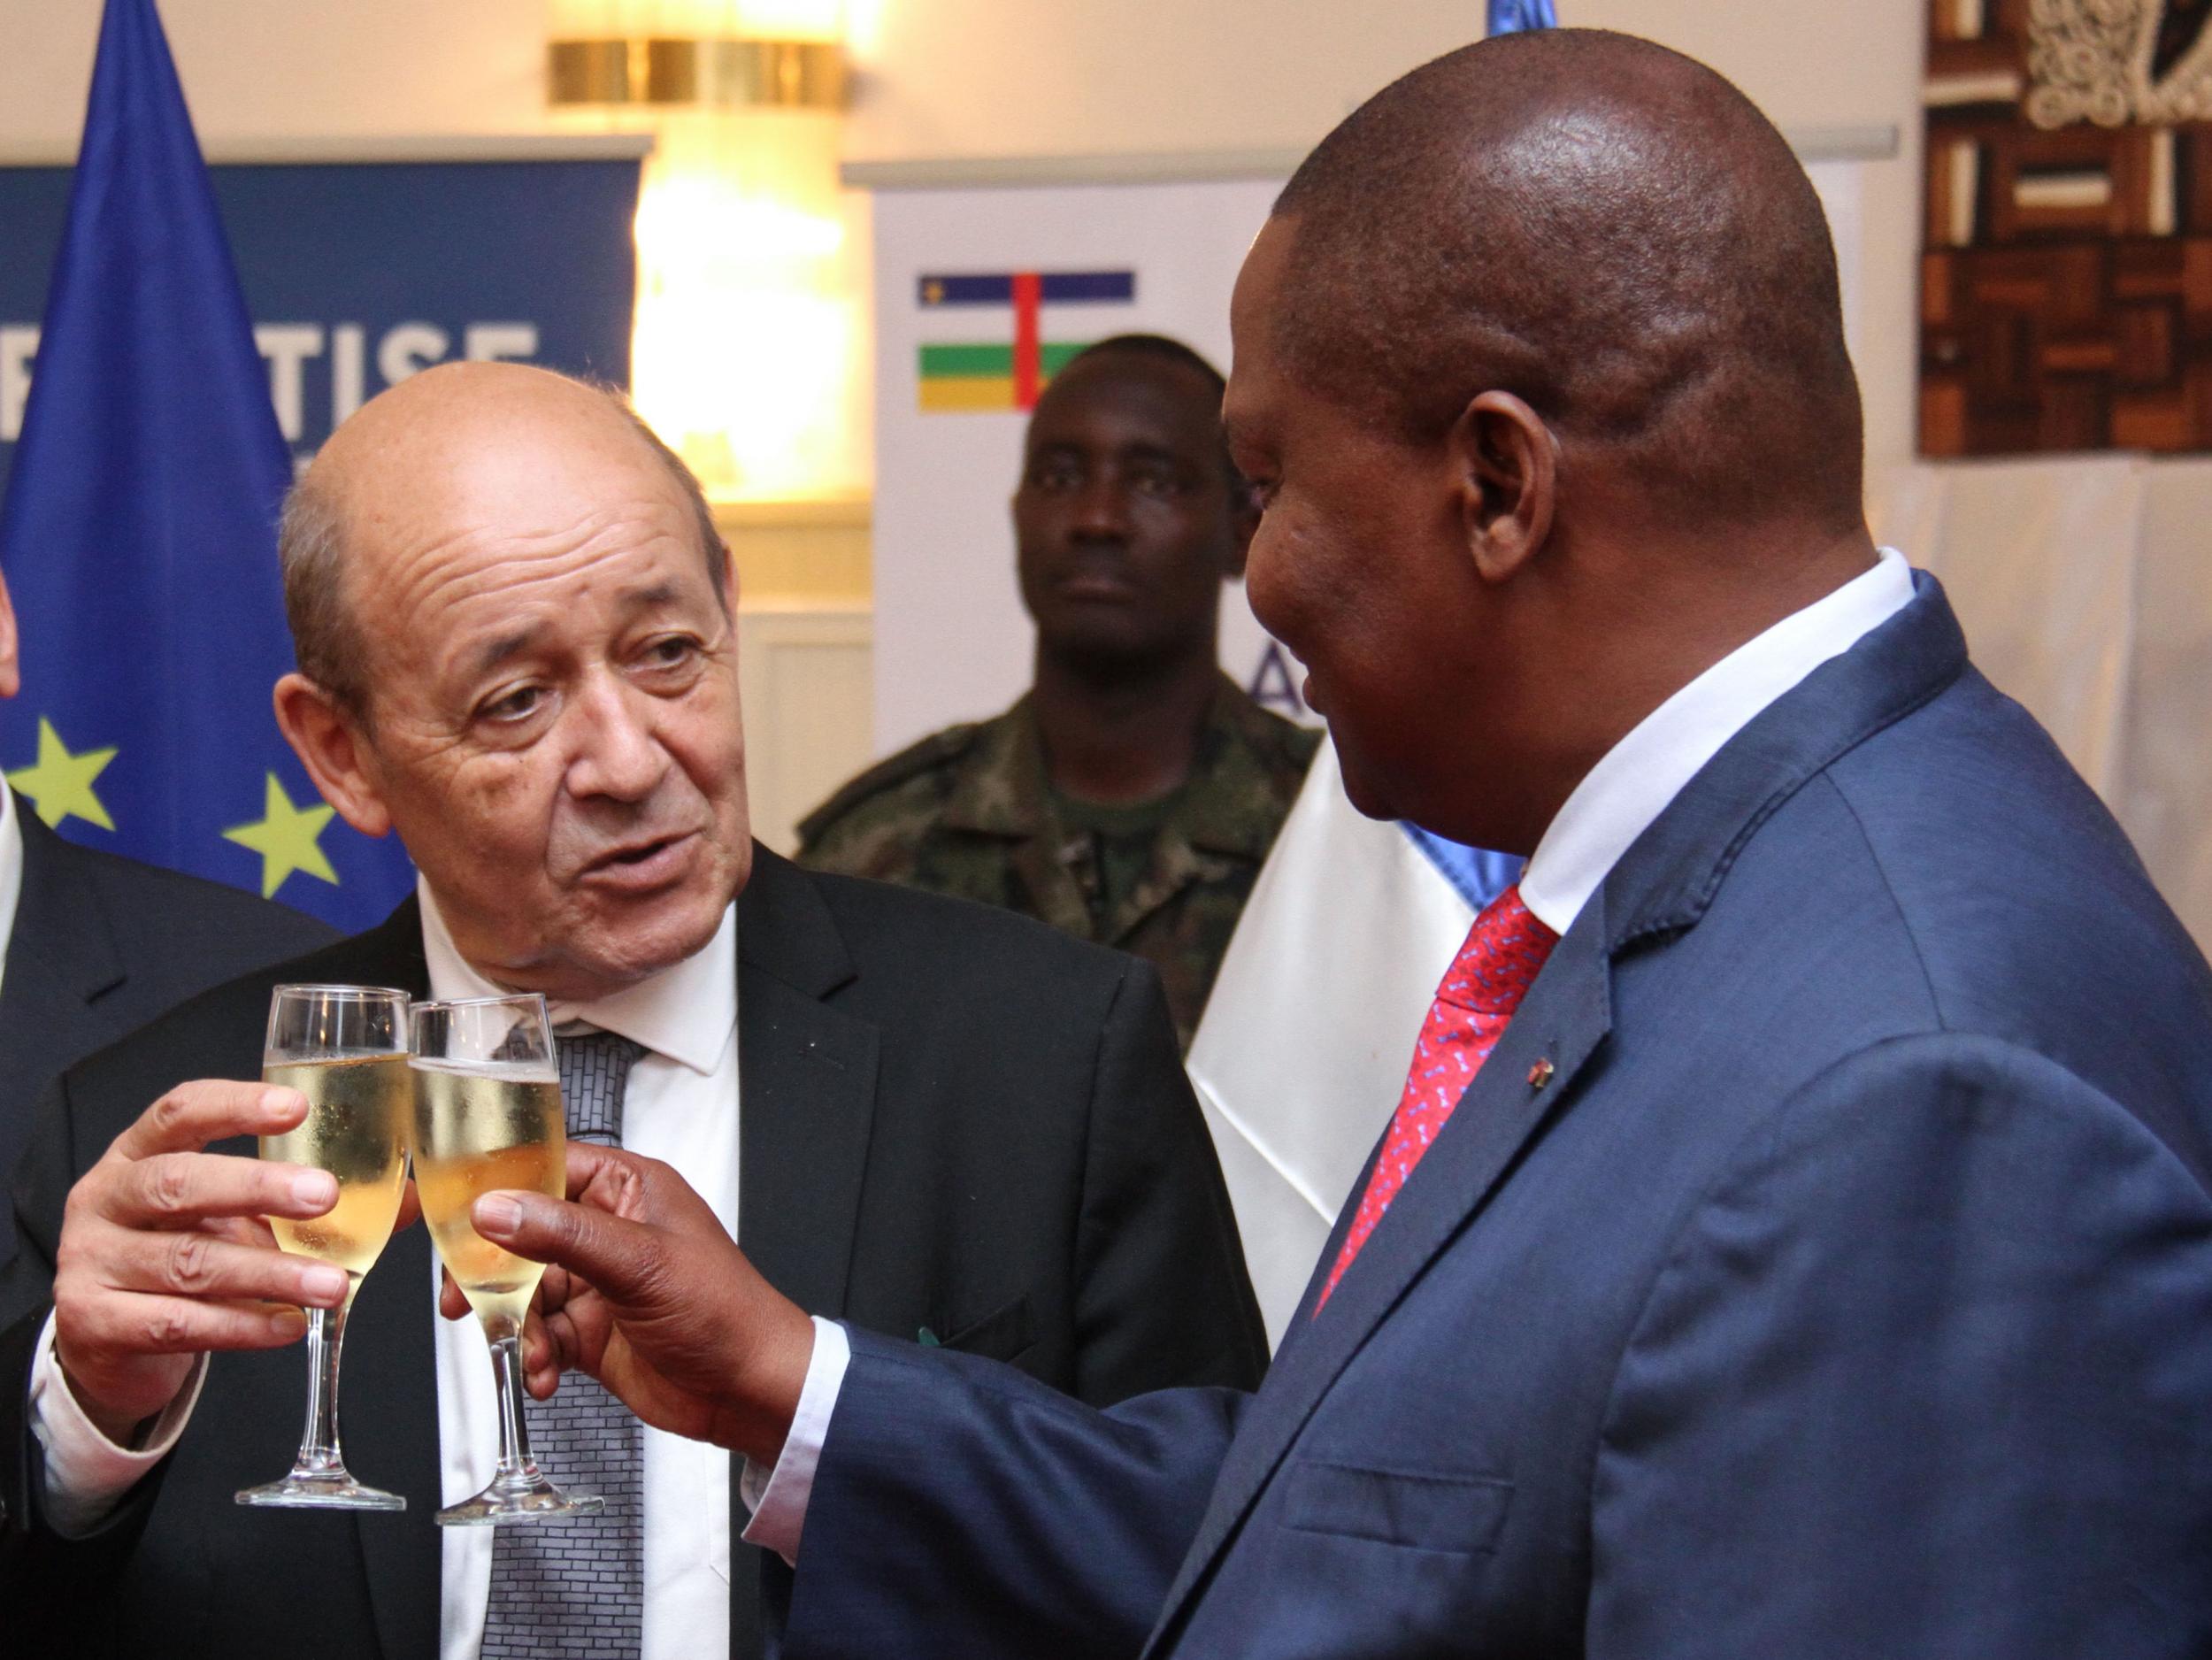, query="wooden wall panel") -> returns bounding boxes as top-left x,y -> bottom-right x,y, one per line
1919,0 -> 2212,454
